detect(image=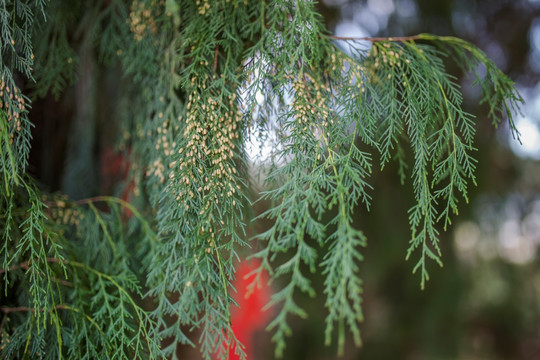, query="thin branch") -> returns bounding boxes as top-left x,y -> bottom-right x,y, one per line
1,304 -> 106,339
0,305 -> 70,314
0,258 -> 71,286
328,34 -> 422,43
0,257 -> 65,274
214,44 -> 219,73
